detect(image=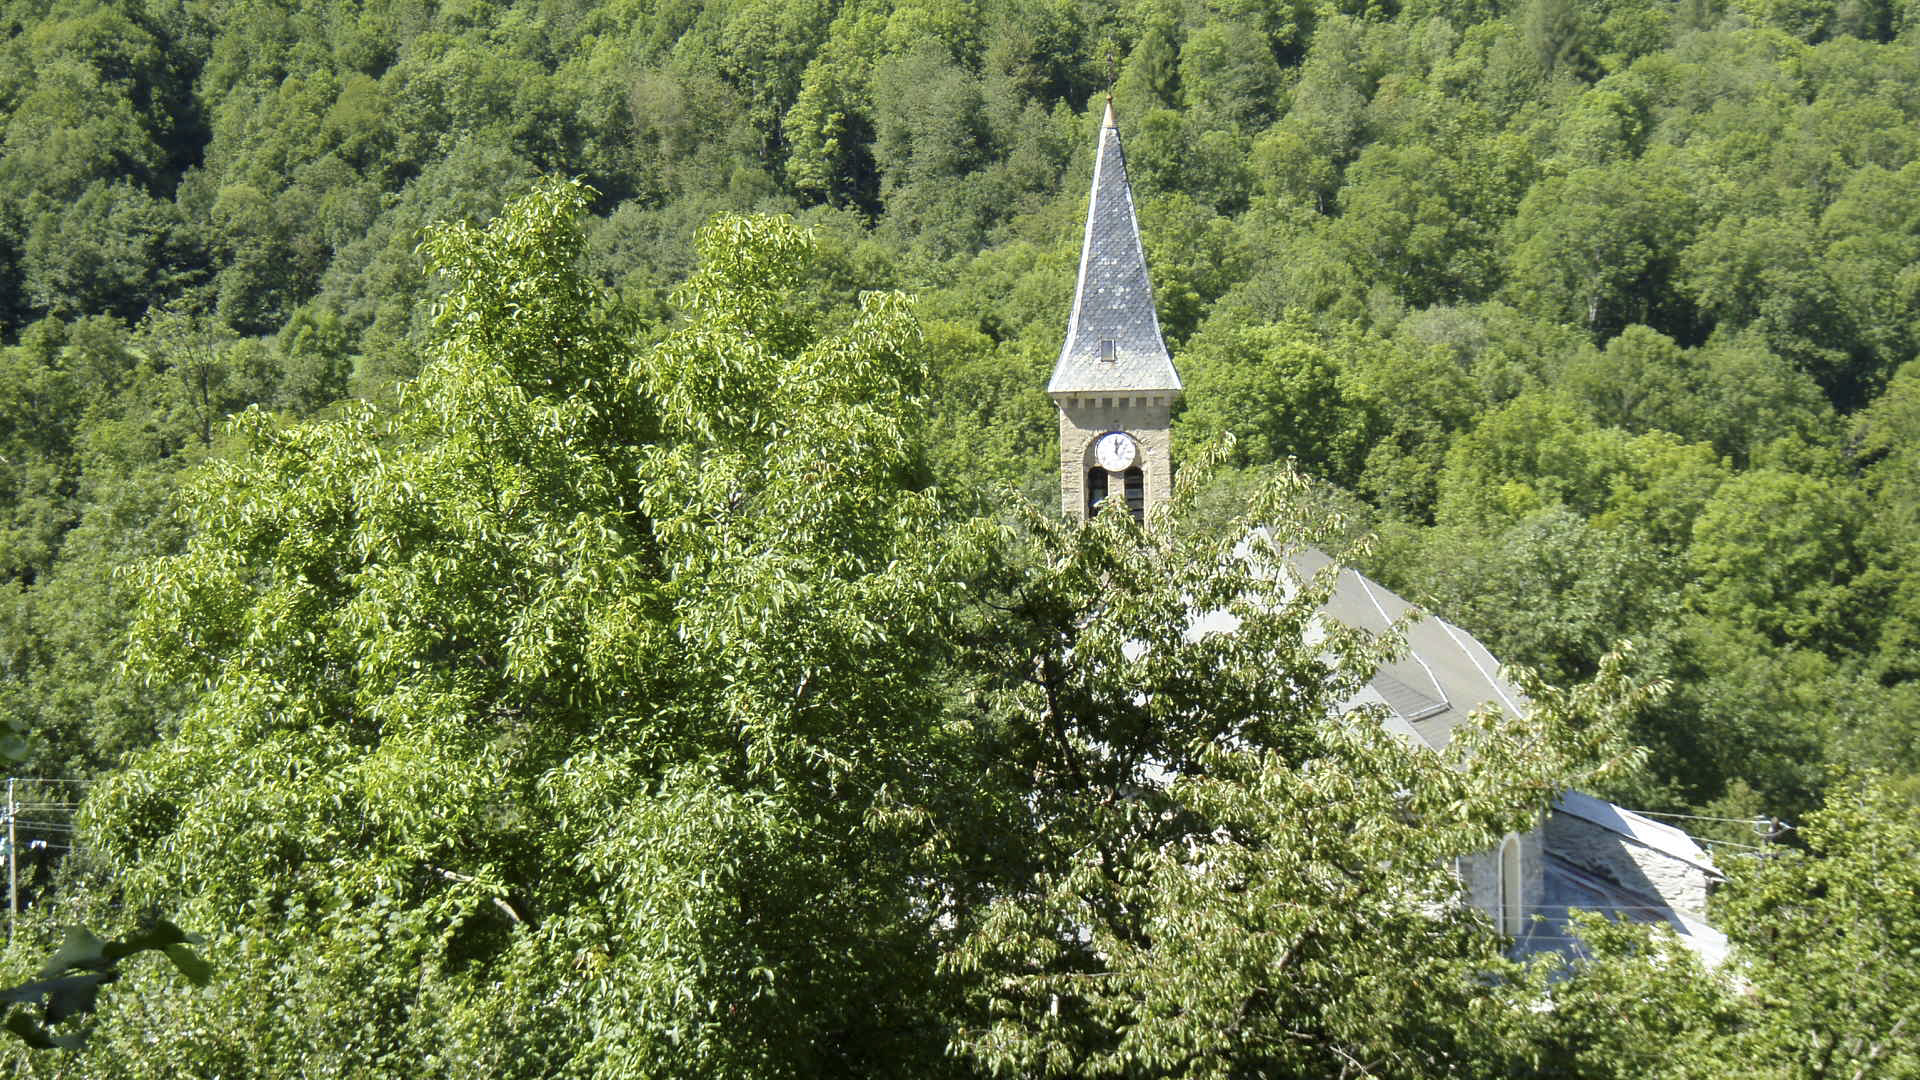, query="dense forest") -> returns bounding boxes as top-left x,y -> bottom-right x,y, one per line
0,0 -> 1917,1072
